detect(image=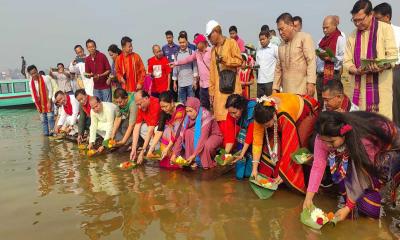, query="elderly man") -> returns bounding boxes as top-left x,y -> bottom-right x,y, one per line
87,96 -> 118,152
316,16 -> 346,107
343,0 -> 397,119
75,89 -> 92,144
54,90 -> 80,134
69,45 -> 93,96
322,80 -> 359,112
147,44 -> 171,98
273,13 -> 316,96
110,88 -> 137,149
373,2 -> 400,125
130,90 -> 161,164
